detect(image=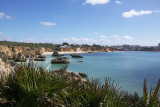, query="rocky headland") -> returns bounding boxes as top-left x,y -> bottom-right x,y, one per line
0,45 -> 116,62
0,49 -> 87,83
